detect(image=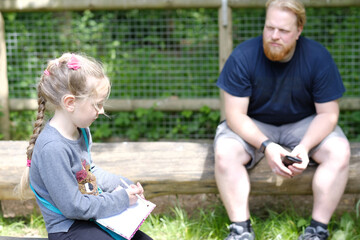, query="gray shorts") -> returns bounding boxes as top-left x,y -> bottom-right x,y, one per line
213,115 -> 348,169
